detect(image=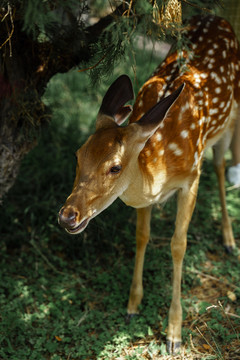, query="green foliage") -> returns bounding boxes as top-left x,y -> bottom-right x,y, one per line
6,0 -> 220,83
20,0 -> 86,38
89,18 -> 134,84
